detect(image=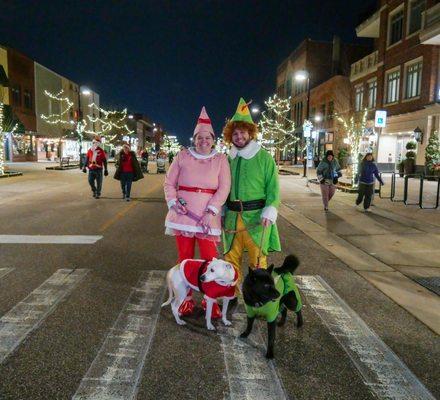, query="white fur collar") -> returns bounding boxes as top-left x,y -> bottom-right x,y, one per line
188,147 -> 217,160
229,140 -> 261,160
